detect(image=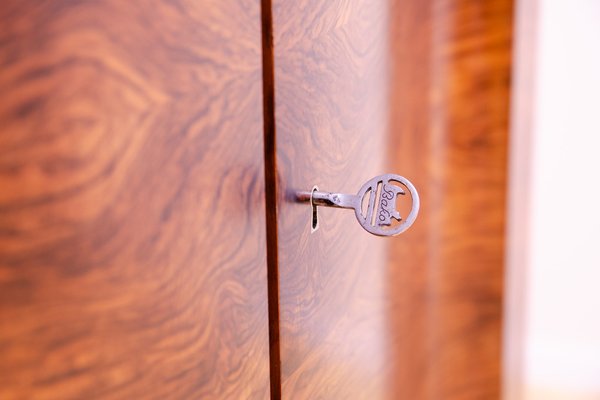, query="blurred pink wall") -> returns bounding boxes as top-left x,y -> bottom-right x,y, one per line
505,0 -> 600,399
